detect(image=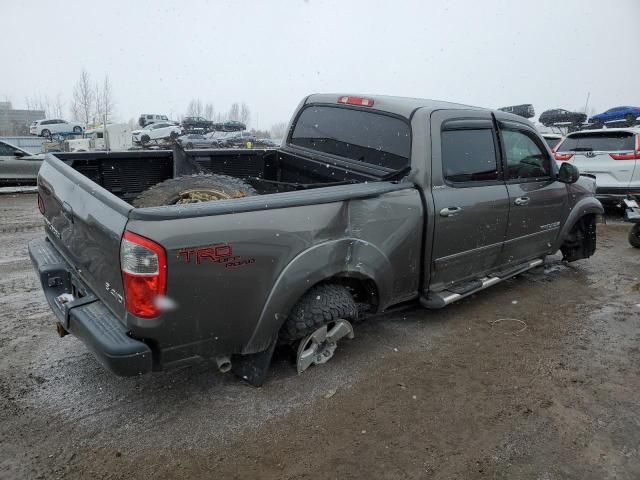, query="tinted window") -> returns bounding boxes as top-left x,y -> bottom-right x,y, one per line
441,129 -> 498,182
290,106 -> 411,170
0,143 -> 16,155
502,129 -> 550,180
557,132 -> 635,152
543,136 -> 562,149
